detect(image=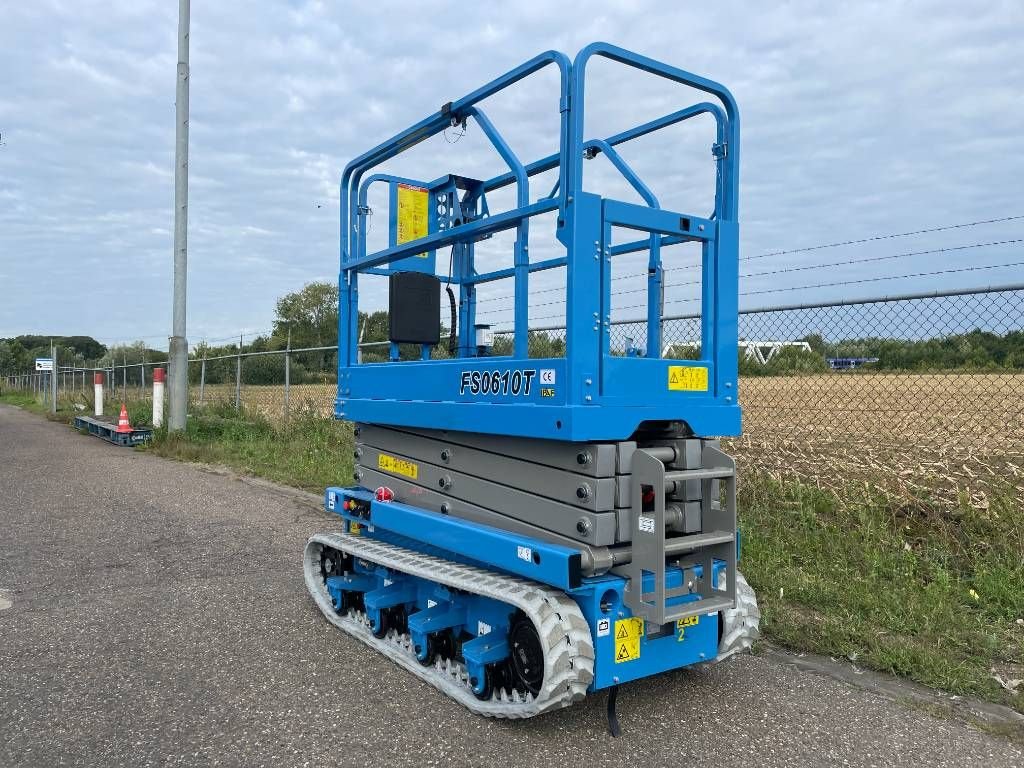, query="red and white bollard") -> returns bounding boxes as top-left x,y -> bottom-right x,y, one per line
152,368 -> 165,428
93,372 -> 104,416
